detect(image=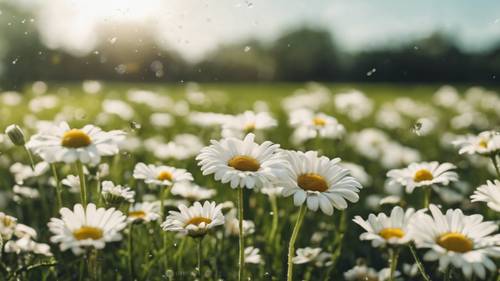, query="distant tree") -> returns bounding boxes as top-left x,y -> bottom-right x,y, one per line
271,27 -> 338,81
